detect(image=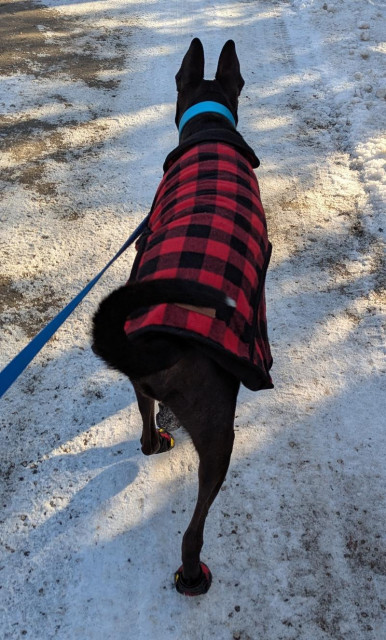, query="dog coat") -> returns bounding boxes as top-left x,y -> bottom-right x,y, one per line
124,141 -> 273,391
